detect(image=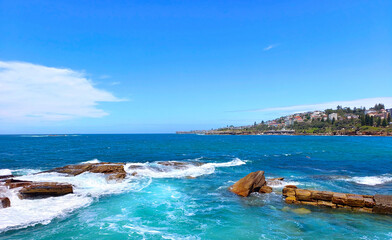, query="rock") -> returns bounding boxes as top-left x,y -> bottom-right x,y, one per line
107,173 -> 127,181
285,185 -> 297,189
0,175 -> 14,180
317,200 -> 337,208
363,197 -> 375,208
295,189 -> 314,201
285,196 -> 297,204
258,185 -> 273,193
4,179 -> 33,189
346,194 -> 365,207
282,187 -> 296,197
312,191 -> 334,201
186,176 -> 196,179
300,201 -> 318,206
337,204 -> 352,210
292,208 -> 311,214
353,207 -> 373,213
48,163 -> 95,175
269,177 -> 284,181
373,194 -> 392,214
0,197 -> 10,208
332,193 -> 348,205
46,162 -> 127,179
89,164 -> 126,175
19,182 -> 73,199
282,206 -> 291,212
230,171 -> 266,197
157,161 -> 203,169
